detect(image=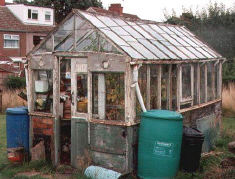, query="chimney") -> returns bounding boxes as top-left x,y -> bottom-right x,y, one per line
108,3 -> 123,15
0,0 -> 5,6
